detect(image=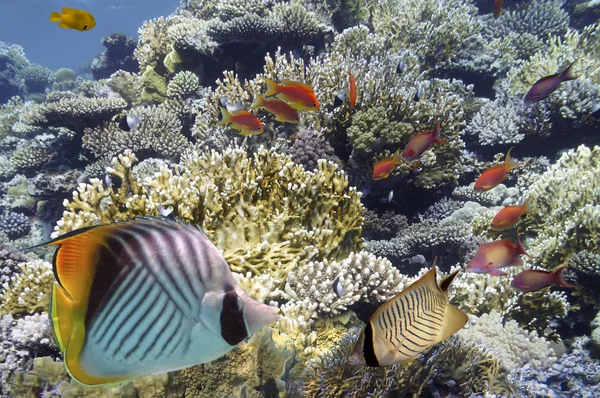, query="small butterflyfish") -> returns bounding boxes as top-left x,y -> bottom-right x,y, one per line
250,95 -> 299,123
333,90 -> 346,108
414,86 -> 424,102
349,258 -> 467,367
397,60 -> 407,75
50,7 -> 96,31
372,149 -> 403,180
118,114 -> 140,132
30,217 -> 280,386
511,266 -> 574,293
347,71 -> 357,107
217,106 -> 264,136
491,198 -> 534,231
332,277 -> 344,298
525,61 -> 579,104
474,146 -> 520,192
467,232 -> 530,276
263,78 -> 320,111
494,0 -> 504,18
402,120 -> 444,162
